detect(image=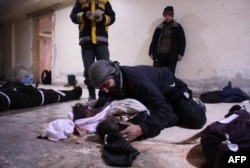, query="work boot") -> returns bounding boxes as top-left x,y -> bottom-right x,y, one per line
88,86 -> 96,101
88,96 -> 96,101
